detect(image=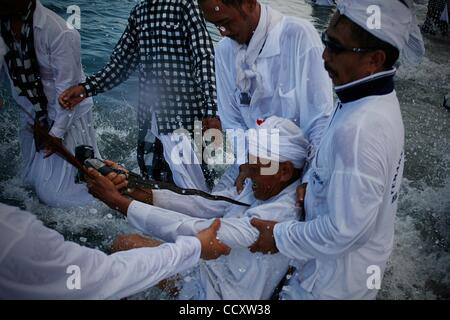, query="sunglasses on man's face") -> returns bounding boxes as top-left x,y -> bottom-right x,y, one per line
321,32 -> 375,54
